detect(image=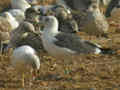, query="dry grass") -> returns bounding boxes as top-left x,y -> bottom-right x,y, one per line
0,0 -> 120,90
